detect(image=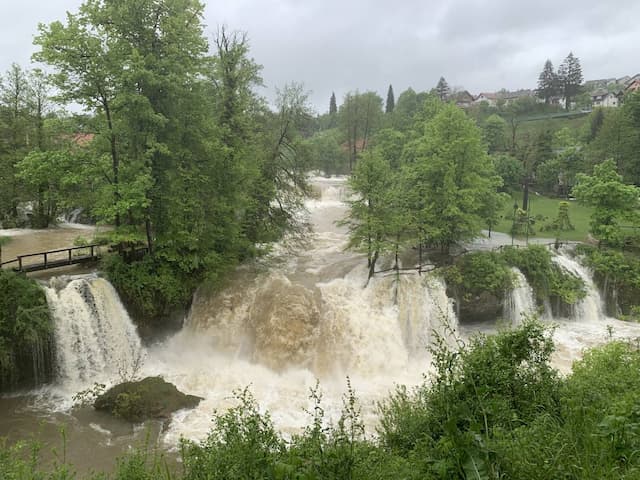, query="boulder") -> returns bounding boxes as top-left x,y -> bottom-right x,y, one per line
94,376 -> 202,422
